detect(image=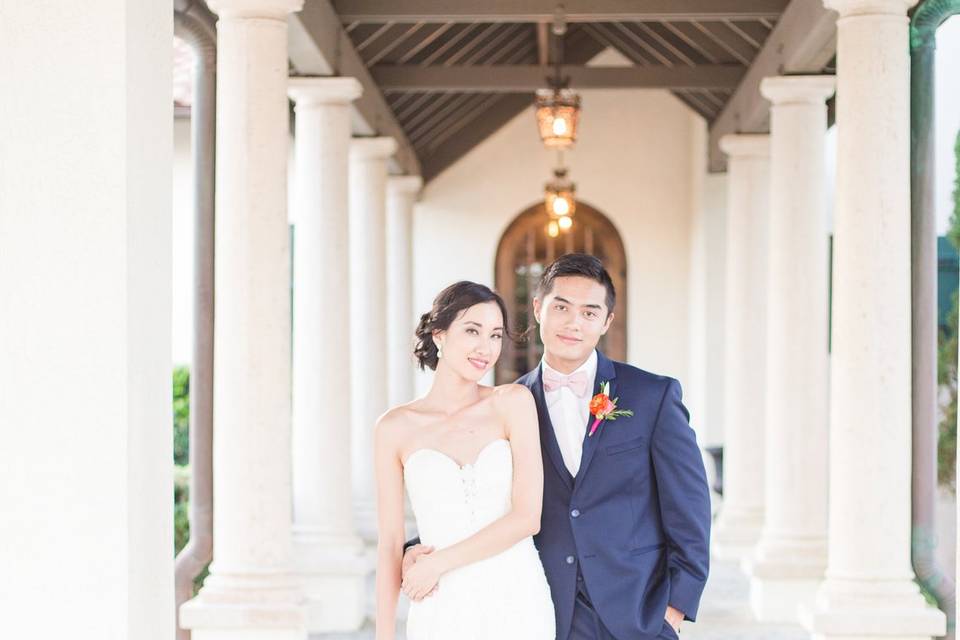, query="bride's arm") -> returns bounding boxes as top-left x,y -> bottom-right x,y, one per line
401,384 -> 543,599
374,410 -> 406,640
